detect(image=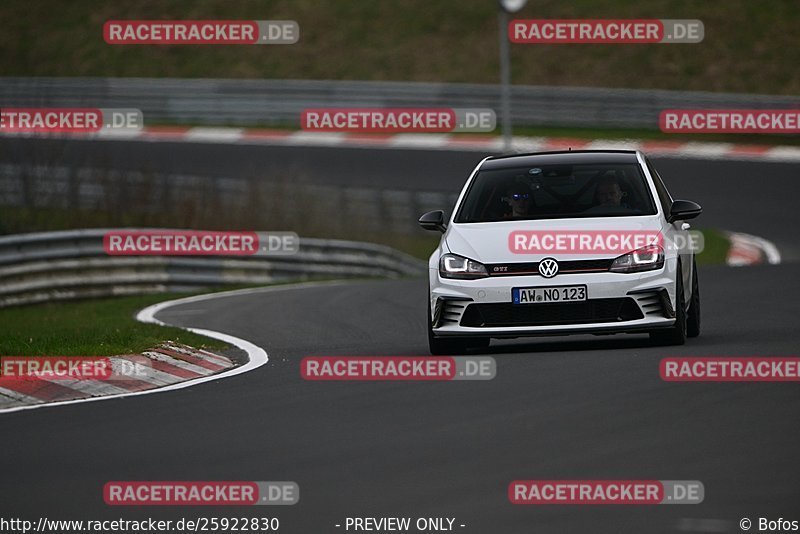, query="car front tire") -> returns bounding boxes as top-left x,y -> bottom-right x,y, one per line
686,258 -> 701,338
650,264 -> 687,346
